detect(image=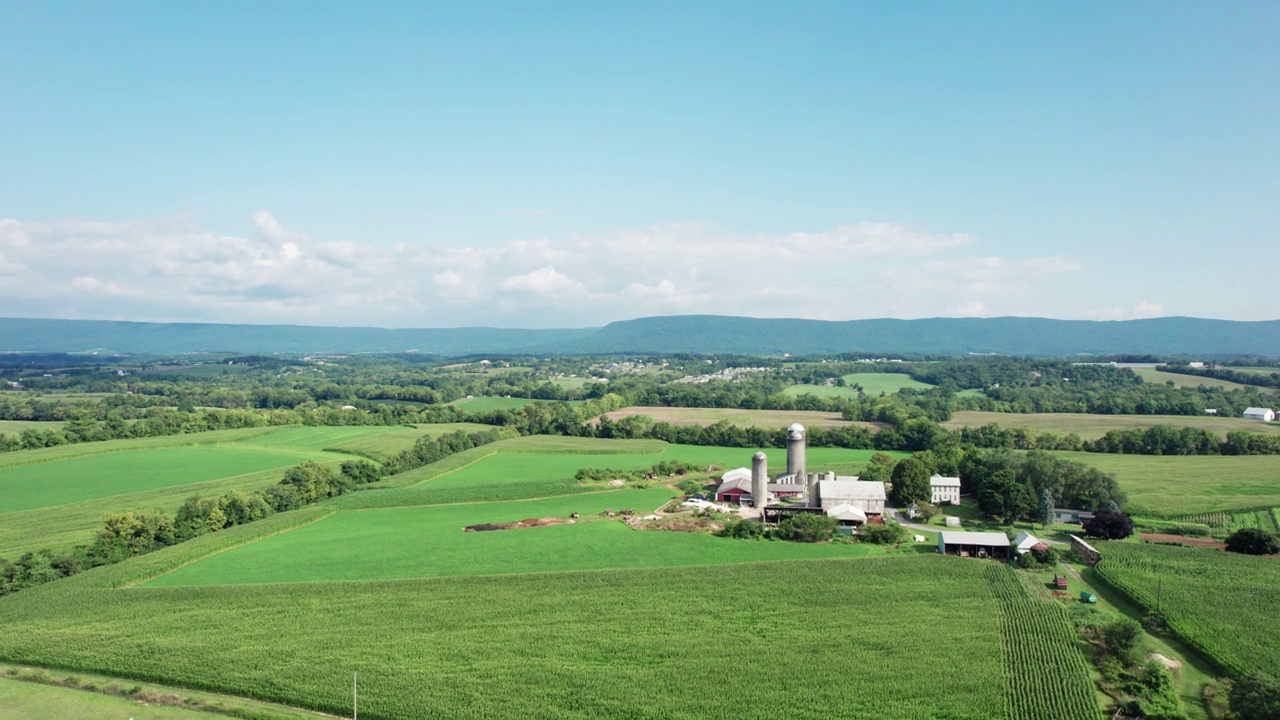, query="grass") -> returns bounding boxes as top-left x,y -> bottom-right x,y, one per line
1095,541 -> 1280,677
0,554 -> 1096,720
0,420 -> 65,434
448,396 -> 581,411
781,373 -> 935,398
1061,451 -> 1280,517
0,427 -> 283,470
0,445 -> 334,515
0,665 -> 333,719
1131,367 -> 1256,391
943,411 -> 1280,439
599,406 -> 880,430
144,489 -> 892,586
